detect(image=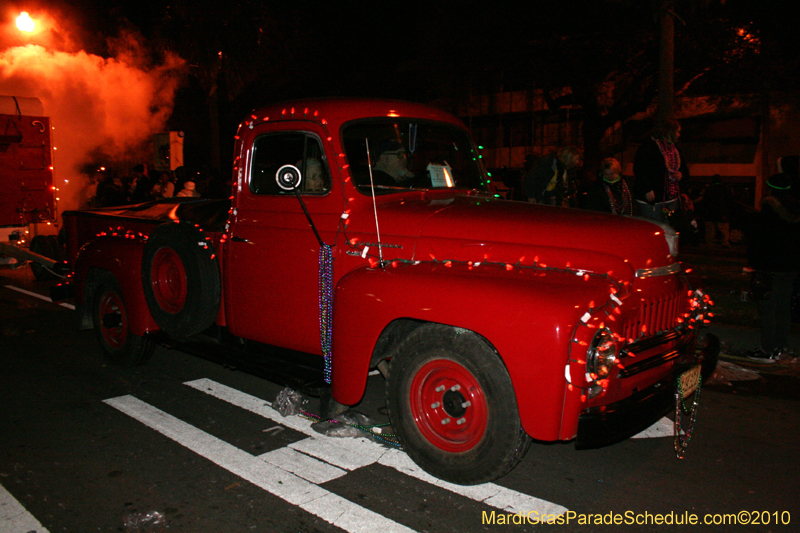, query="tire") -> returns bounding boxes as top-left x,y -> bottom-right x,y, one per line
29,235 -> 57,281
386,323 -> 530,485
92,271 -> 154,365
45,234 -> 65,261
142,222 -> 220,338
